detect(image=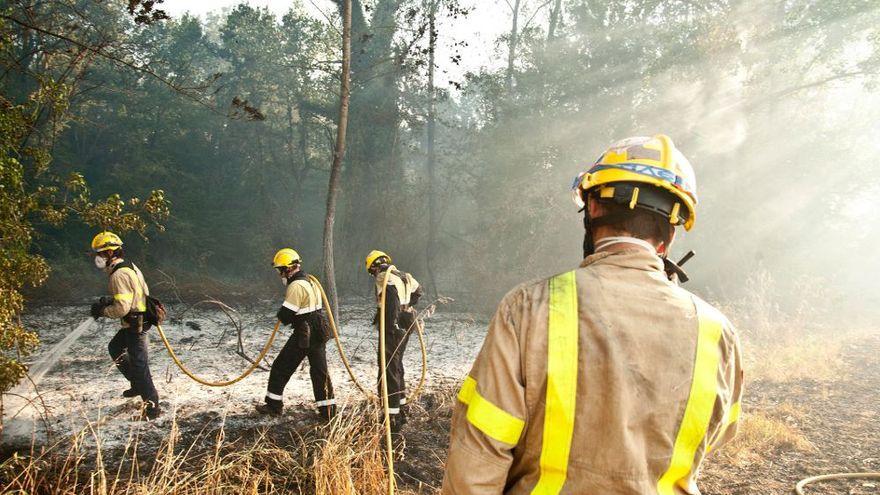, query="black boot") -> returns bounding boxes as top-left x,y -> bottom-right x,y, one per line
122,388 -> 139,398
256,397 -> 283,416
143,402 -> 162,420
318,404 -> 336,421
390,413 -> 407,433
